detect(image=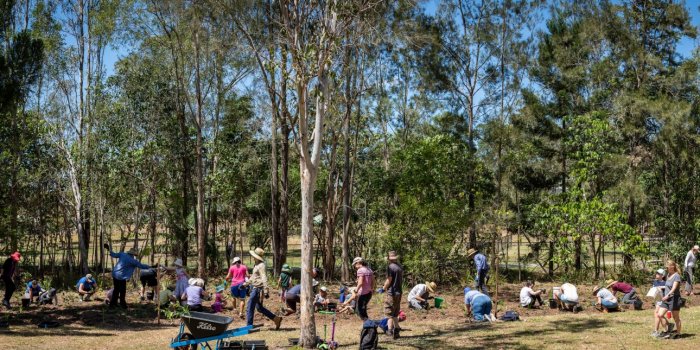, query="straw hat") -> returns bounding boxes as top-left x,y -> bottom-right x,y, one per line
173,258 -> 183,267
592,285 -> 601,295
605,279 -> 616,288
232,257 -> 241,264
352,257 -> 364,265
126,248 -> 139,256
249,248 -> 265,261
387,251 -> 399,261
426,282 -> 437,293
86,274 -> 93,280
466,248 -> 478,259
